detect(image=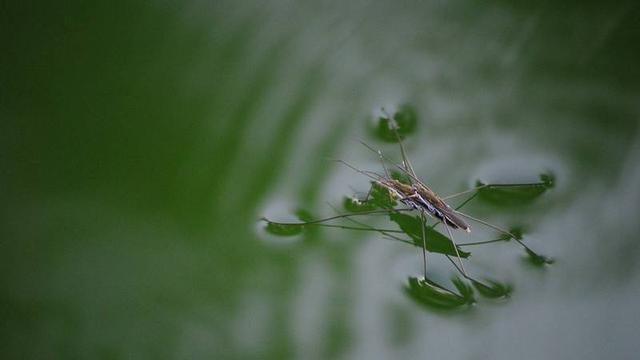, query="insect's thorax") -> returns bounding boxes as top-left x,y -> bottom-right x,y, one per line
414,183 -> 444,207
383,179 -> 414,197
